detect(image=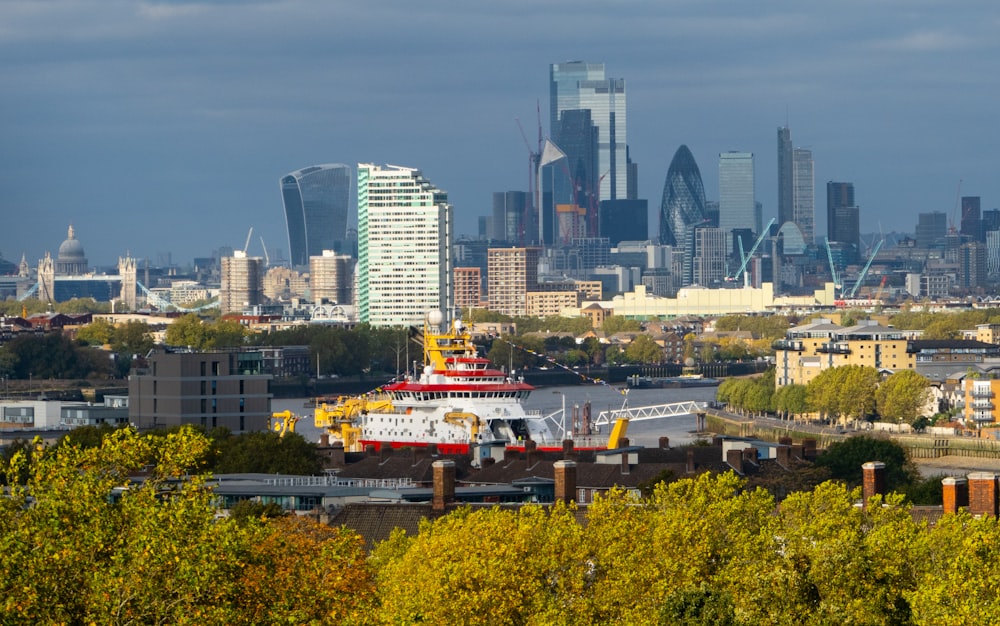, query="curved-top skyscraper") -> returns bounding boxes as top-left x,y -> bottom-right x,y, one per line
281,164 -> 351,267
659,145 -> 706,286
